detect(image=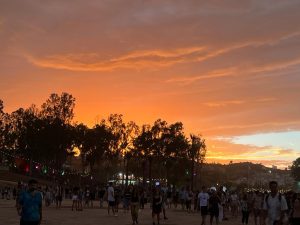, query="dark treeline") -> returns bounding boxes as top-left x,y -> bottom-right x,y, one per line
0,93 -> 206,190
